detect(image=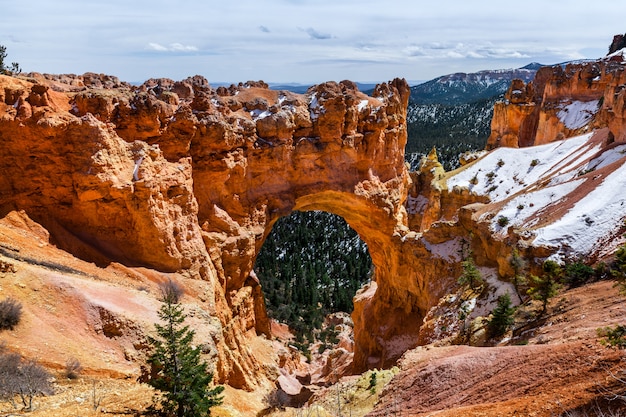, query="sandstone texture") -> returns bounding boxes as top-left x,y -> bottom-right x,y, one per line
487,50 -> 626,149
2,47 -> 626,416
0,72 -> 423,388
